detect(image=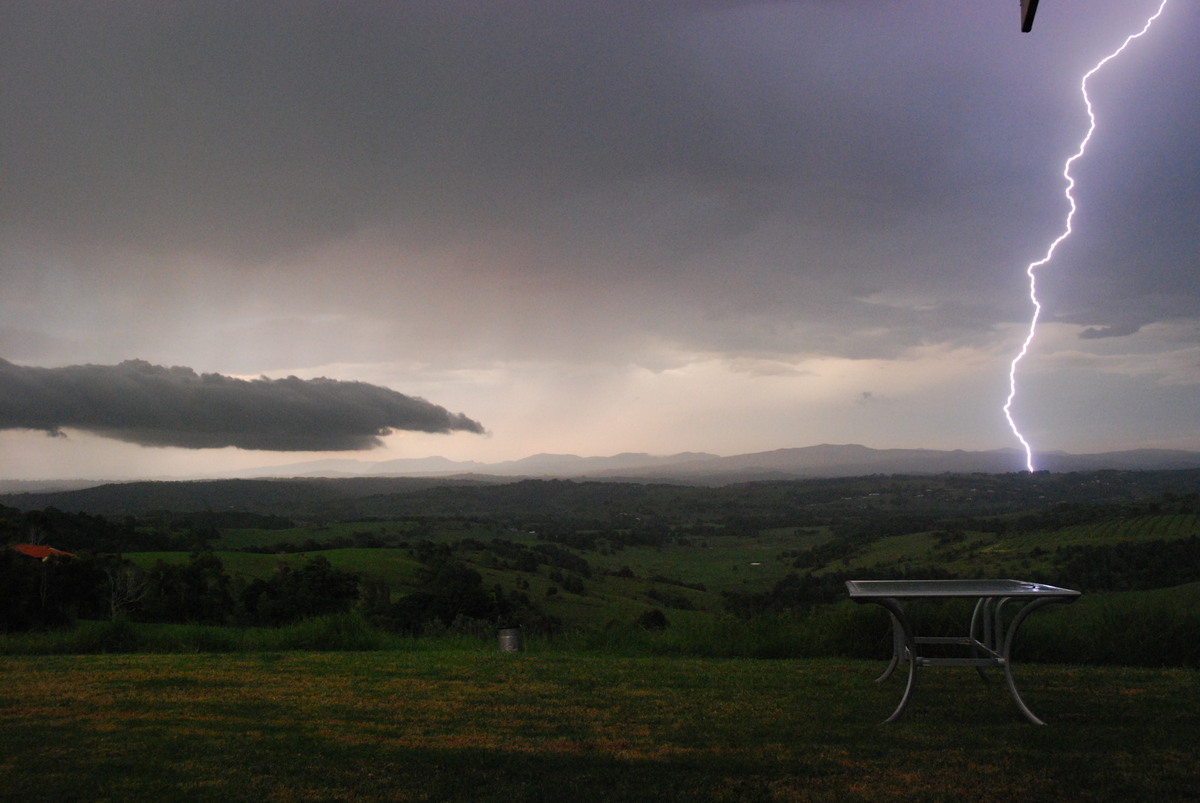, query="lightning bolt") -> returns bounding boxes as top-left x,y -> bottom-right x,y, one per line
1003,0 -> 1171,472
